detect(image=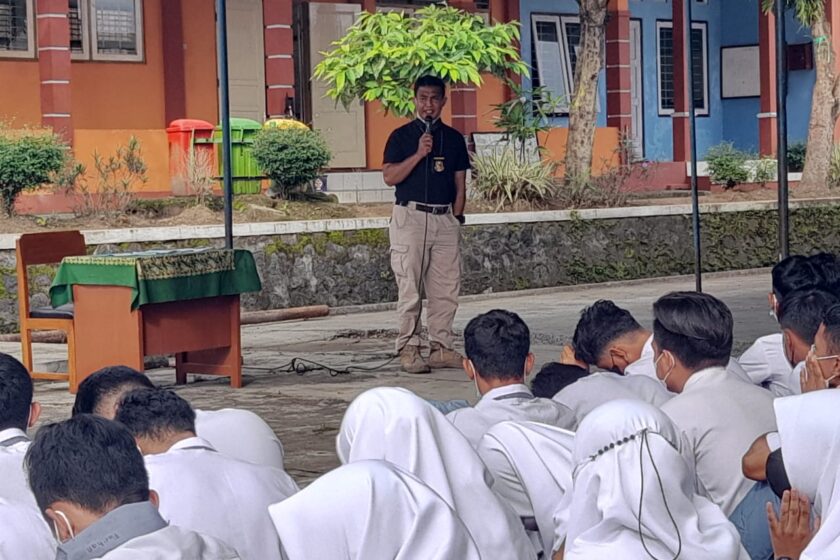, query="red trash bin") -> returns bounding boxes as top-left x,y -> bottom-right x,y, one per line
166,119 -> 216,196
